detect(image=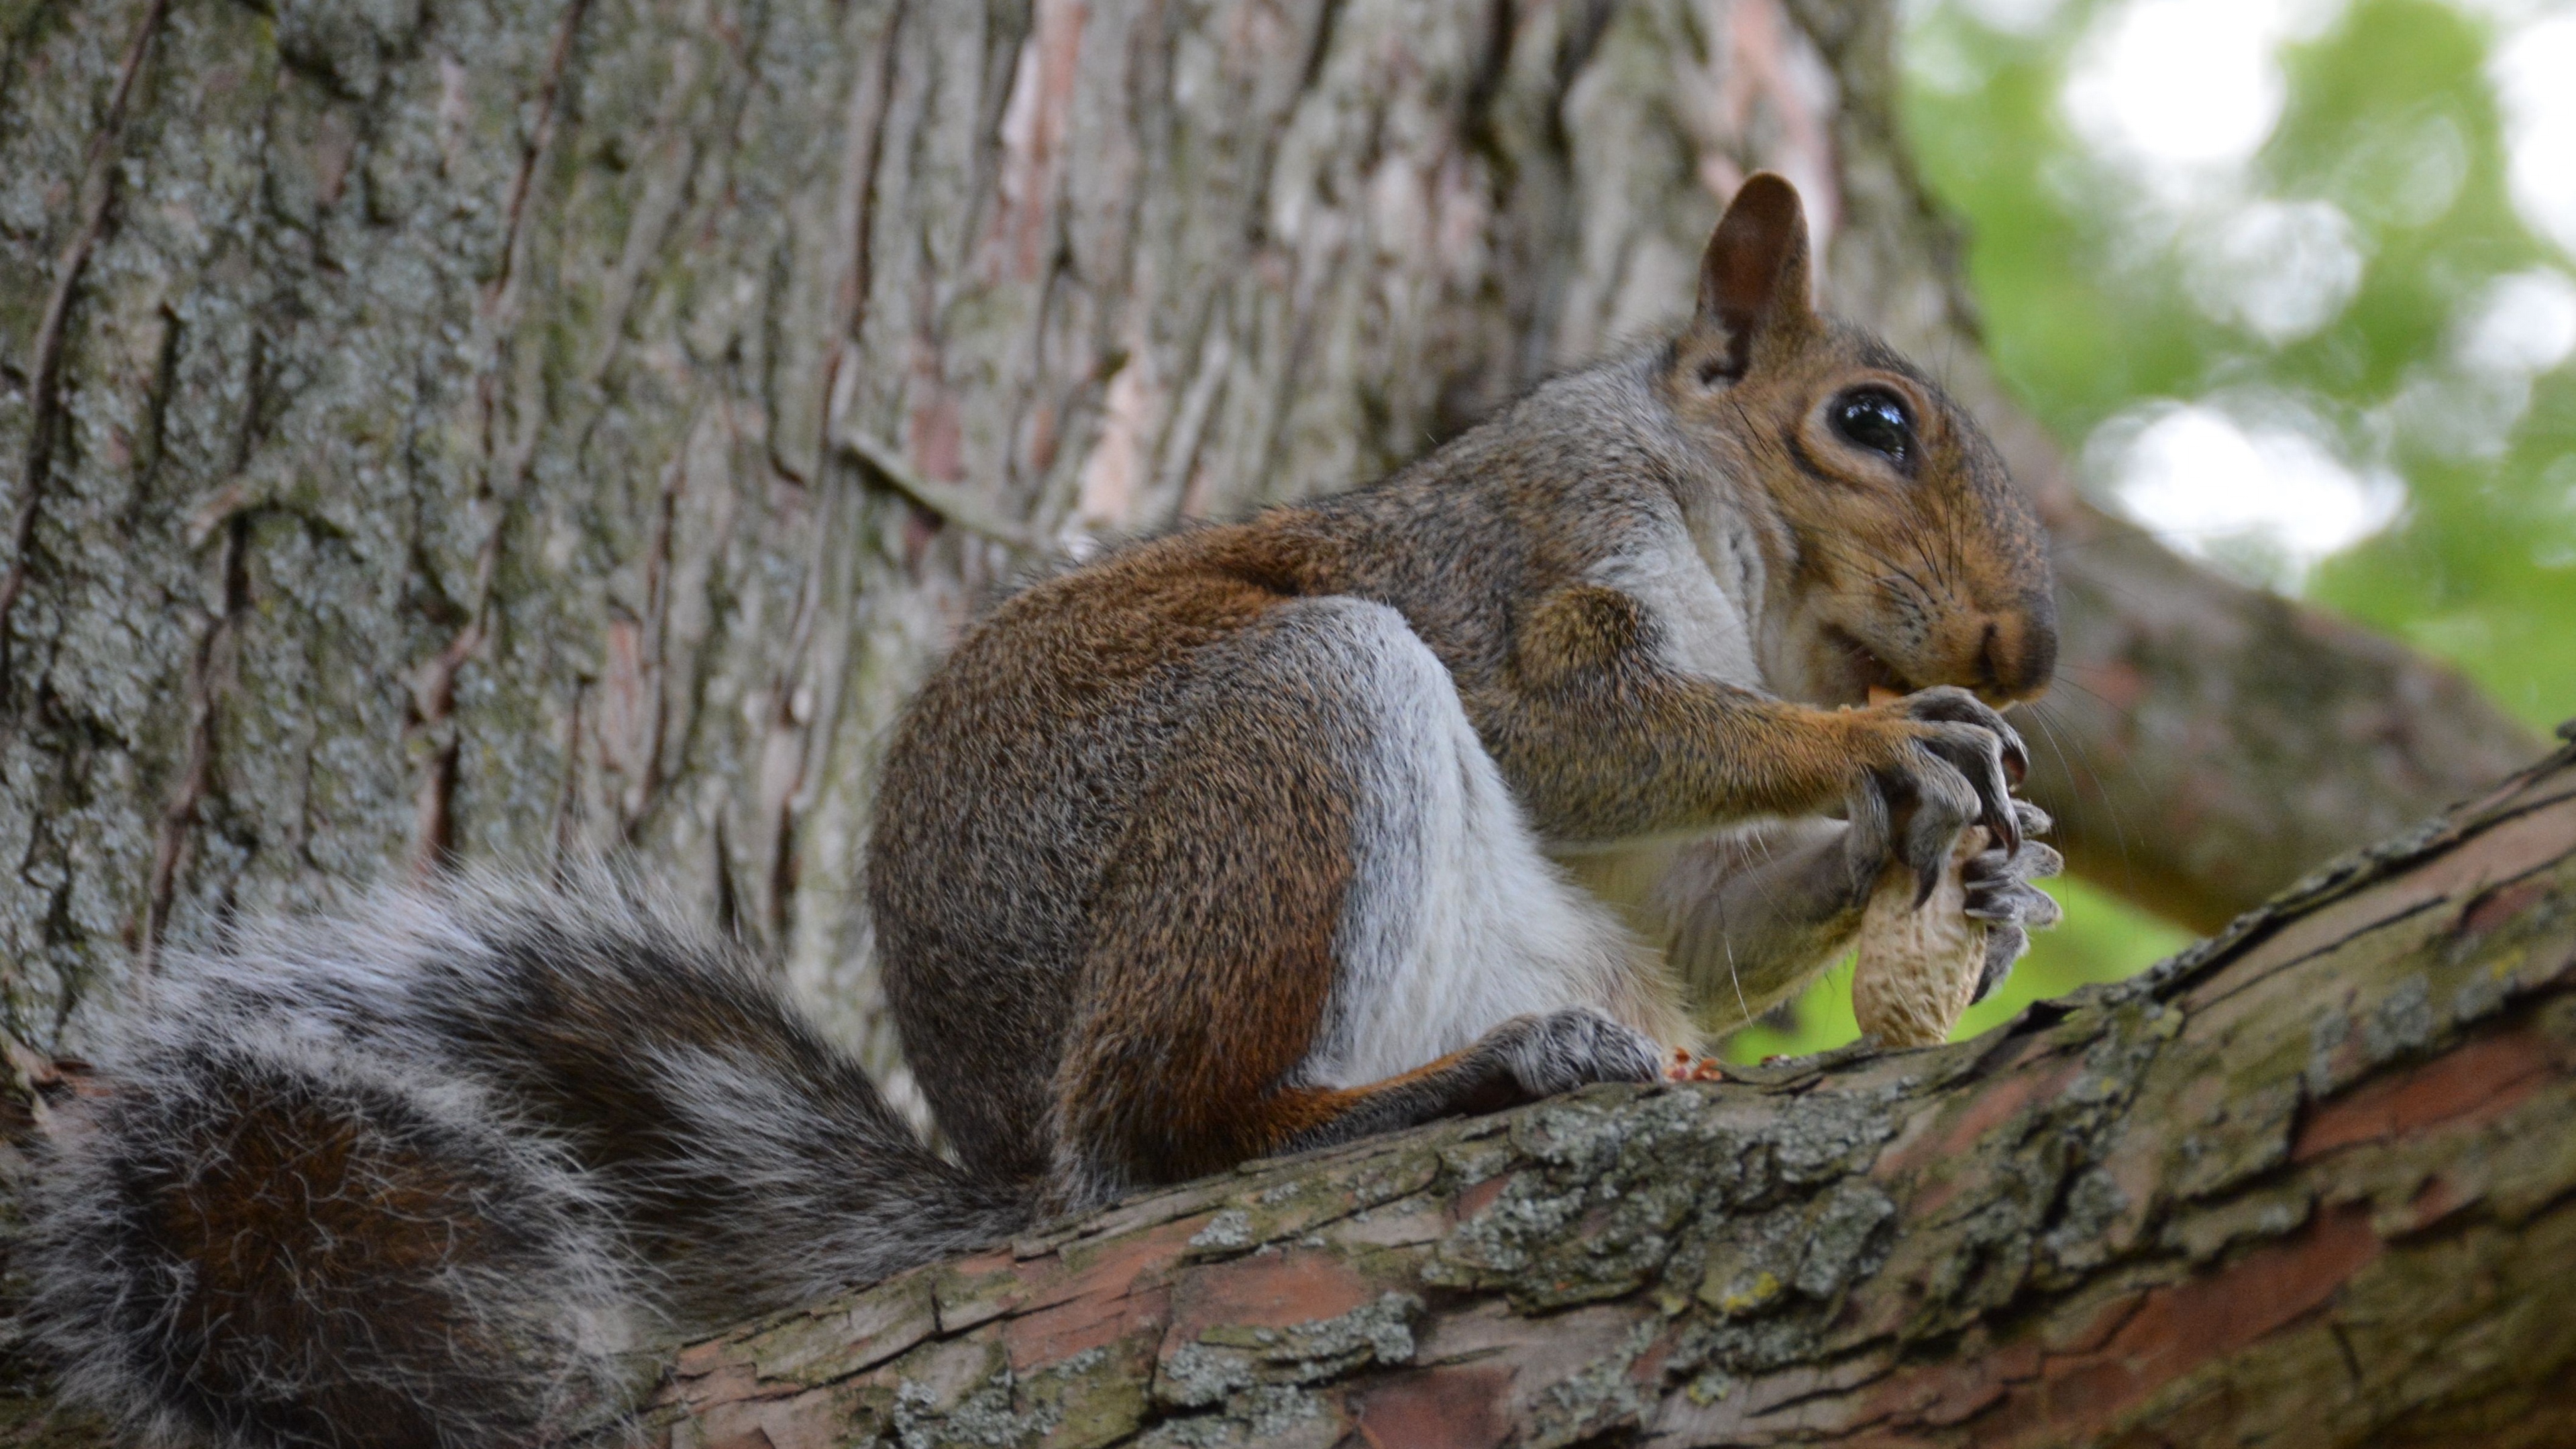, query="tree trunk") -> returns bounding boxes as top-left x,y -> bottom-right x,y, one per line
627,733 -> 2576,1448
